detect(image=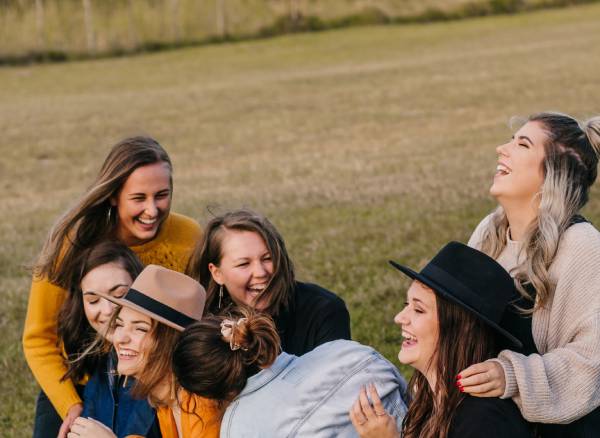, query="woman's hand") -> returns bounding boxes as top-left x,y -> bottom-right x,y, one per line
457,361 -> 506,397
66,417 -> 116,438
57,403 -> 83,438
349,383 -> 400,438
